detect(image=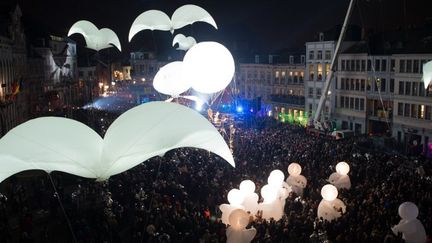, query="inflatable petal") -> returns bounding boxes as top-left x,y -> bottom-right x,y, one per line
171,4 -> 218,30
129,10 -> 172,41
153,61 -> 191,97
172,34 -> 197,51
101,101 -> 235,178
68,20 -> 121,51
0,117 -> 103,182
